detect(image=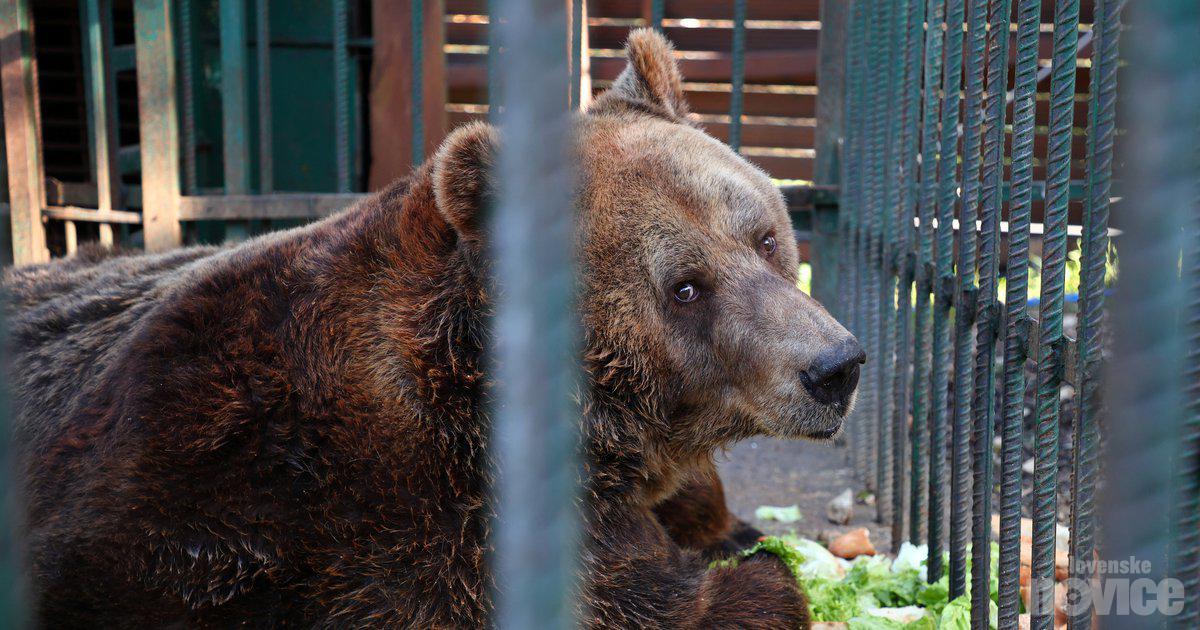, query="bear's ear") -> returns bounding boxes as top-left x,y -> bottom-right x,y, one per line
432,121 -> 498,244
589,28 -> 689,121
